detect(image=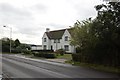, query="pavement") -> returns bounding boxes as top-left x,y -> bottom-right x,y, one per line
46,59 -> 67,63
14,54 -> 67,63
